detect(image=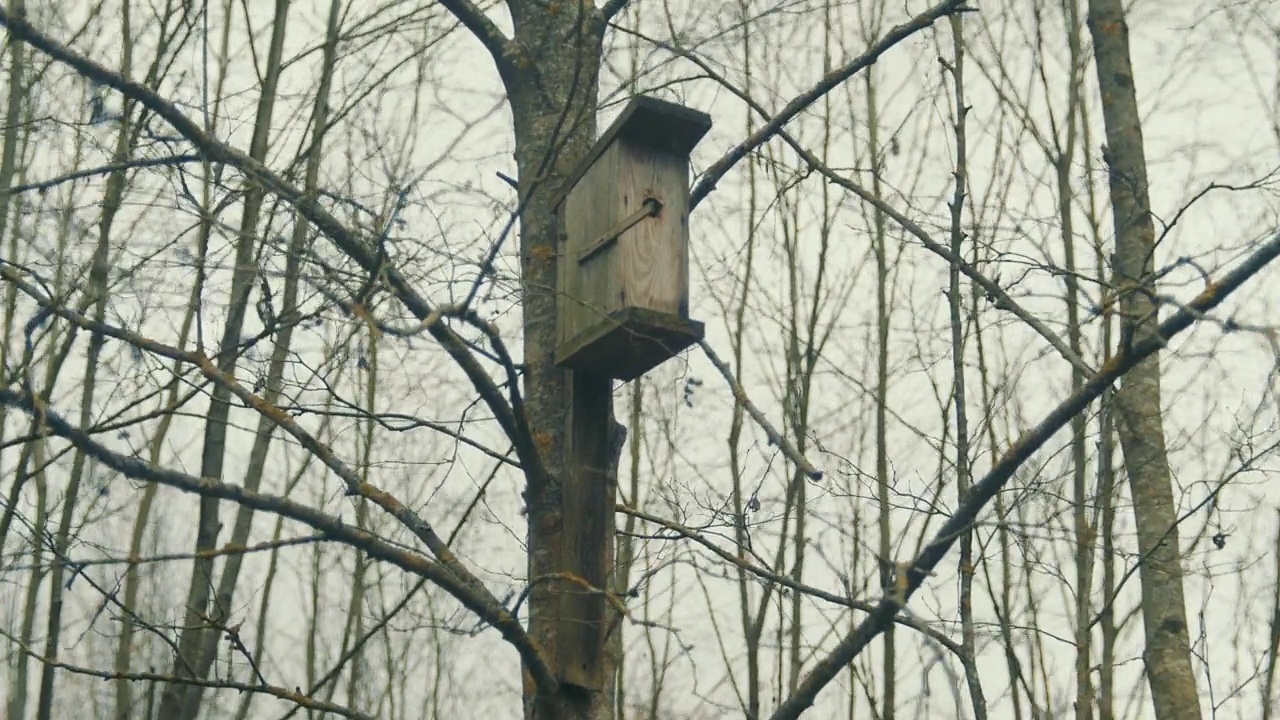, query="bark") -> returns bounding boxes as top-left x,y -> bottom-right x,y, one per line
502,3 -> 611,718
1087,3 -> 1202,719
